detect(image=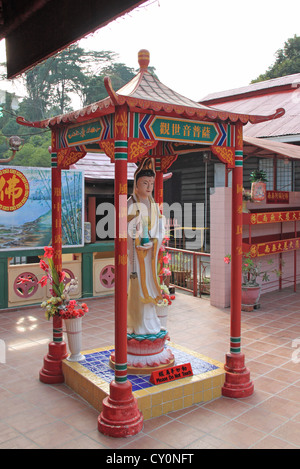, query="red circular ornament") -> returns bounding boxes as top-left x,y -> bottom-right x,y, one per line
0,168 -> 30,211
